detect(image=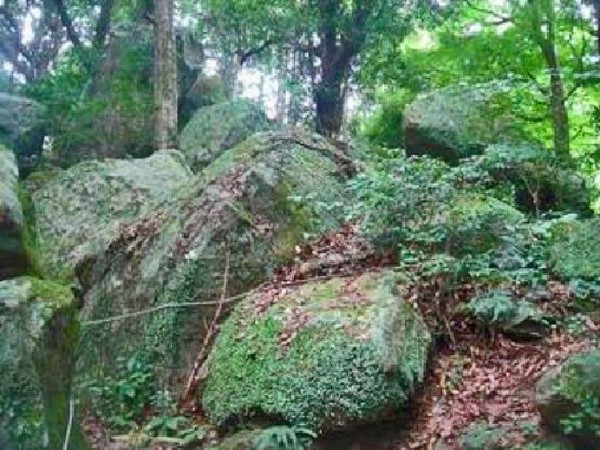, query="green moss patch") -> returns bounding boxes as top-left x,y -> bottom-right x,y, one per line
203,271 -> 430,433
